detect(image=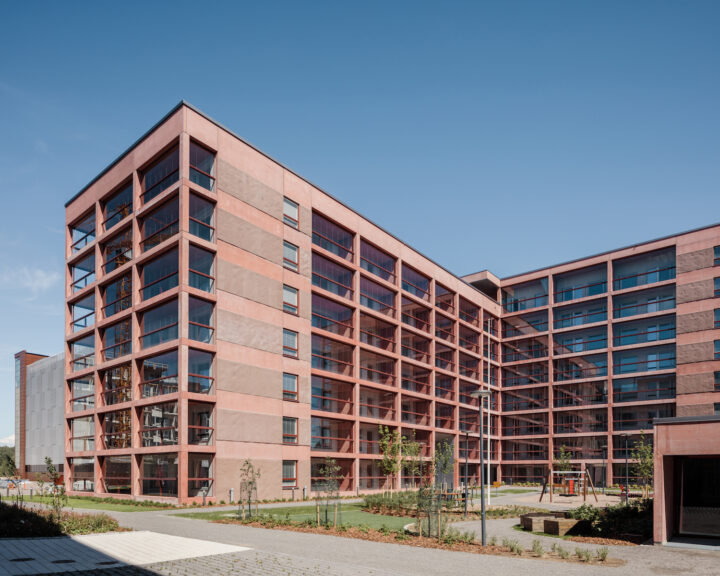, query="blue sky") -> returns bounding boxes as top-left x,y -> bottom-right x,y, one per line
1,1 -> 719,441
